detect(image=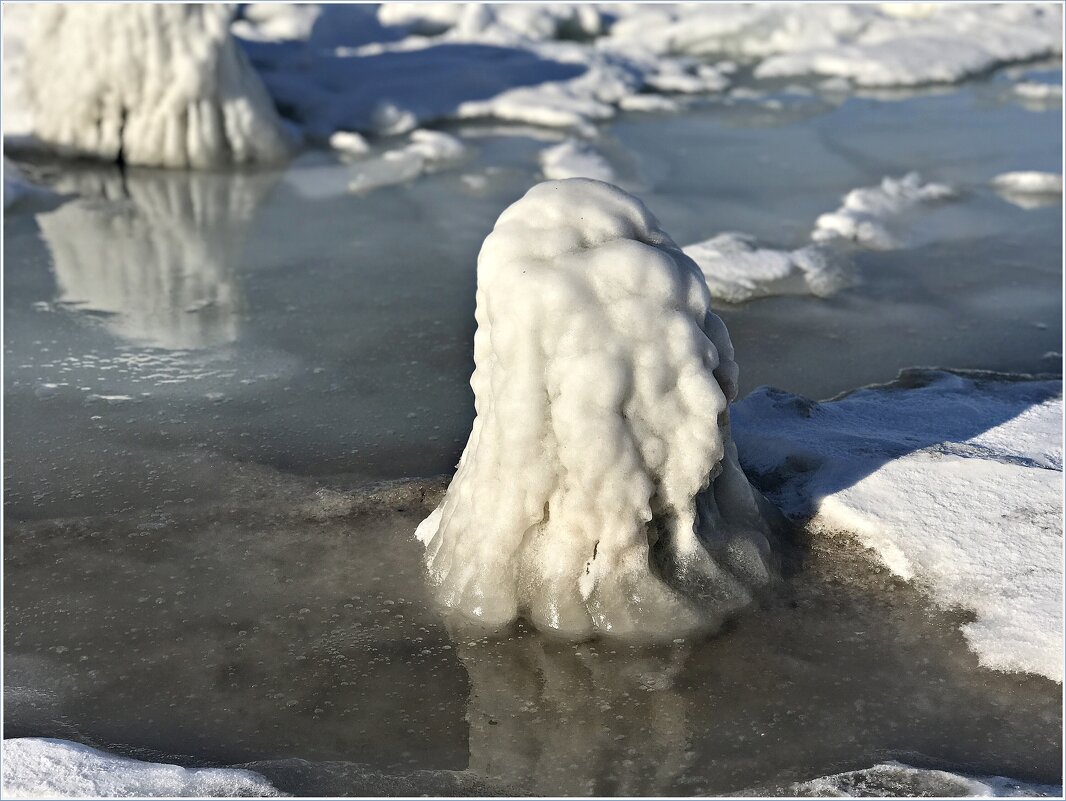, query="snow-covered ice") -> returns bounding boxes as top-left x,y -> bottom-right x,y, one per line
1,738 -> 281,799
786,760 -> 1063,798
683,173 -> 952,303
683,234 -> 844,304
733,369 -> 1064,681
6,5 -> 293,168
811,173 -> 955,248
416,179 -> 776,638
539,138 -> 615,181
